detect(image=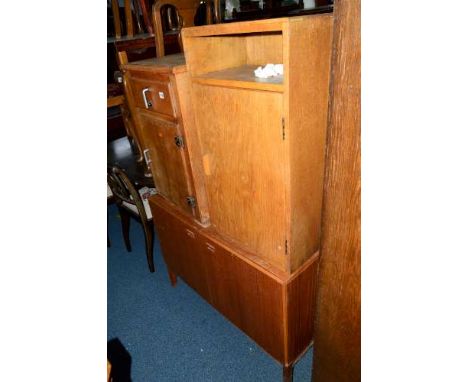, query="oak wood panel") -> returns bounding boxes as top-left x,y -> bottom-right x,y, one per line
122,71 -> 146,160
245,33 -> 283,65
122,53 -> 187,74
286,15 -> 333,272
183,35 -> 247,76
182,17 -> 287,37
138,113 -> 194,215
312,0 -> 361,380
192,84 -> 288,272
